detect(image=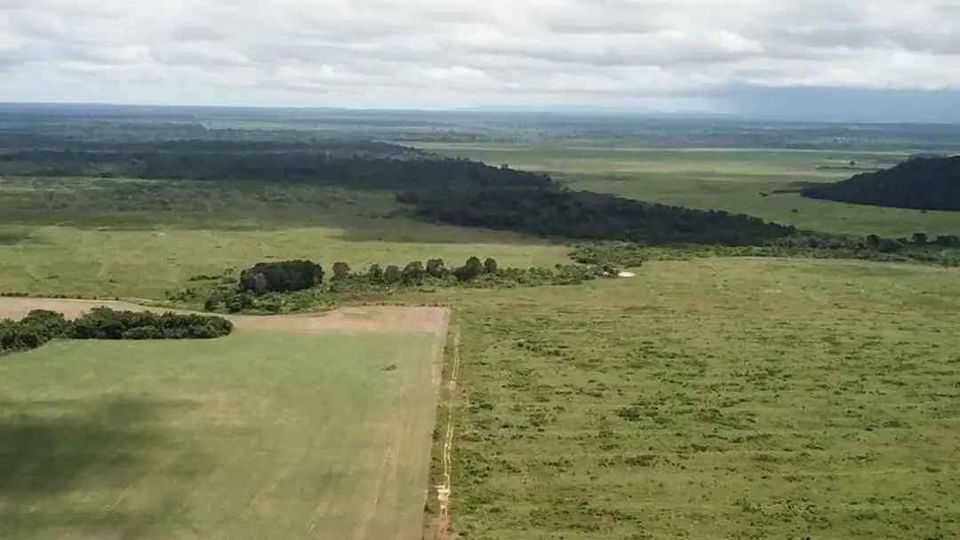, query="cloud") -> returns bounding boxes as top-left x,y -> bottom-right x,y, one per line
0,0 -> 957,113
